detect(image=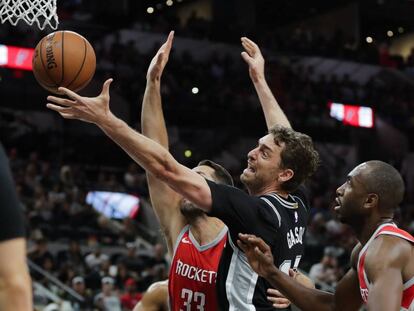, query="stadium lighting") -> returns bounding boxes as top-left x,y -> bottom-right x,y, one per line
166,0 -> 173,6
147,7 -> 154,14
366,36 -> 373,44
398,27 -> 404,34
387,30 -> 394,37
192,87 -> 199,94
184,150 -> 192,158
